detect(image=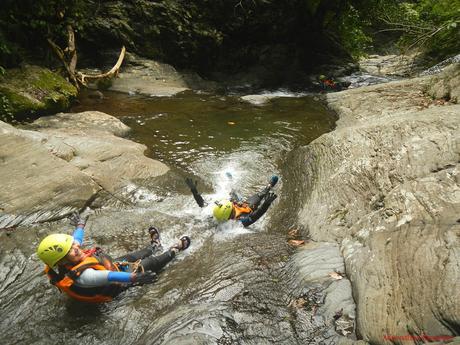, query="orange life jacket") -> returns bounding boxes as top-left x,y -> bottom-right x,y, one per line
231,202 -> 253,220
324,79 -> 336,88
45,248 -> 122,303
